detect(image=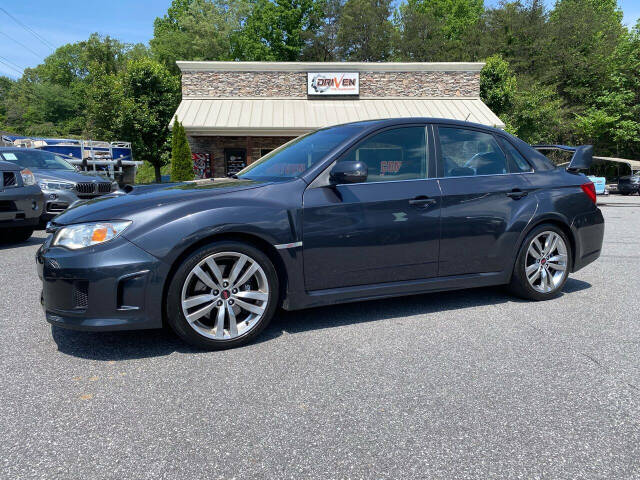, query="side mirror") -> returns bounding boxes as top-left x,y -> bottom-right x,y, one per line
329,161 -> 368,185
